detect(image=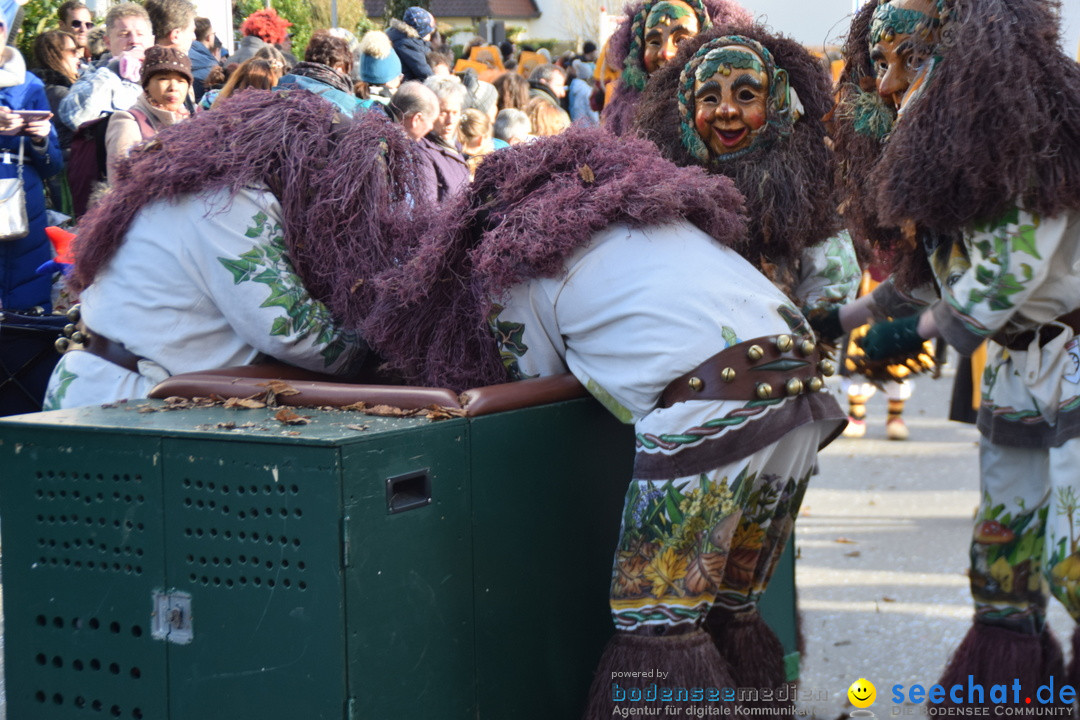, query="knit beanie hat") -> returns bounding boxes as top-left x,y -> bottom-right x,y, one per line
402,6 -> 435,38
359,30 -> 403,84
141,45 -> 193,87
